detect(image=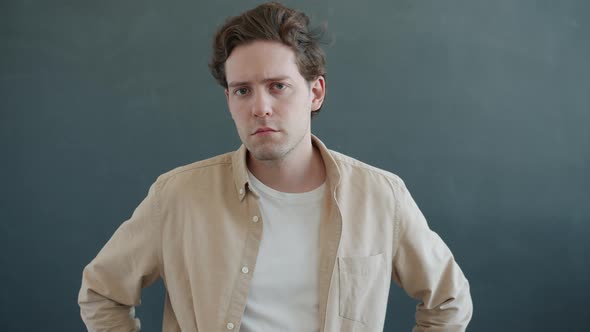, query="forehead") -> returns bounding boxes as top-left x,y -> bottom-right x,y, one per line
225,40 -> 302,83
